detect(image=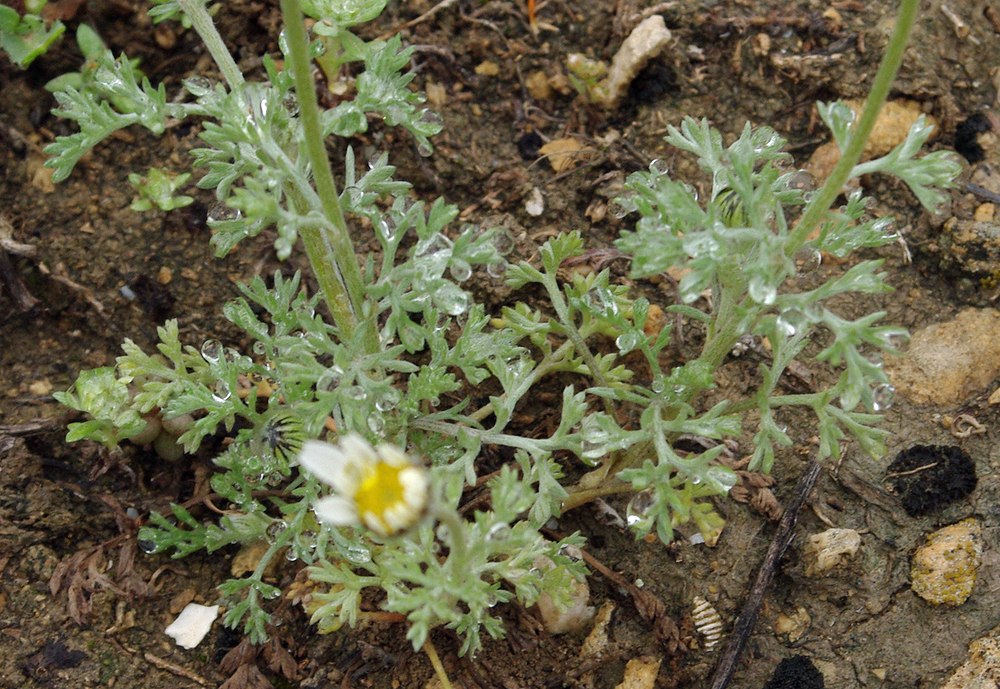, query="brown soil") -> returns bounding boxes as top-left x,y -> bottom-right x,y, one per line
1,1 -> 999,688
